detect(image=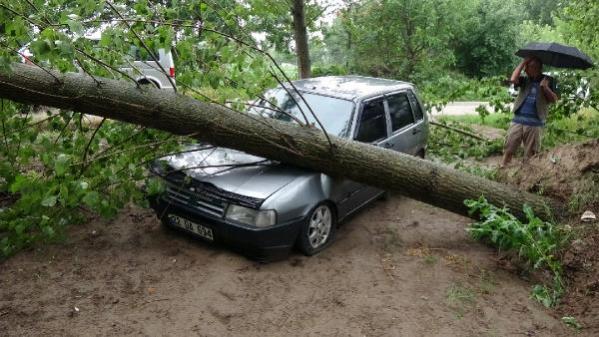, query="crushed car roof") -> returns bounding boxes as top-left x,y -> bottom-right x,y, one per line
284,75 -> 413,101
